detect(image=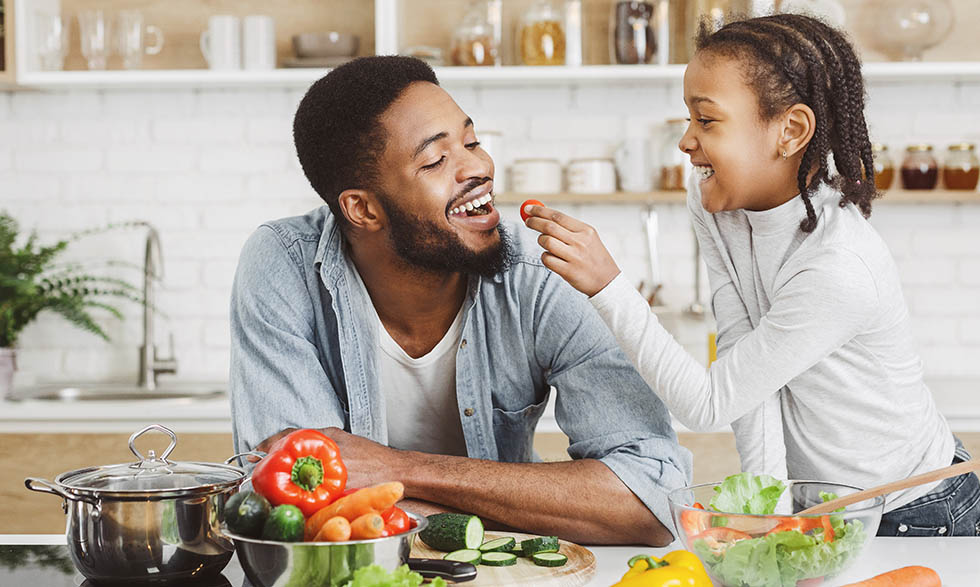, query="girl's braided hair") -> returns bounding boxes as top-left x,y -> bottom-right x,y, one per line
696,13 -> 879,232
